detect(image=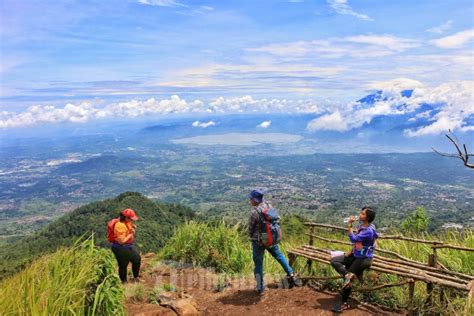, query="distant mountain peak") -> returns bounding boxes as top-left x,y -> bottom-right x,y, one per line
357,89 -> 413,105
